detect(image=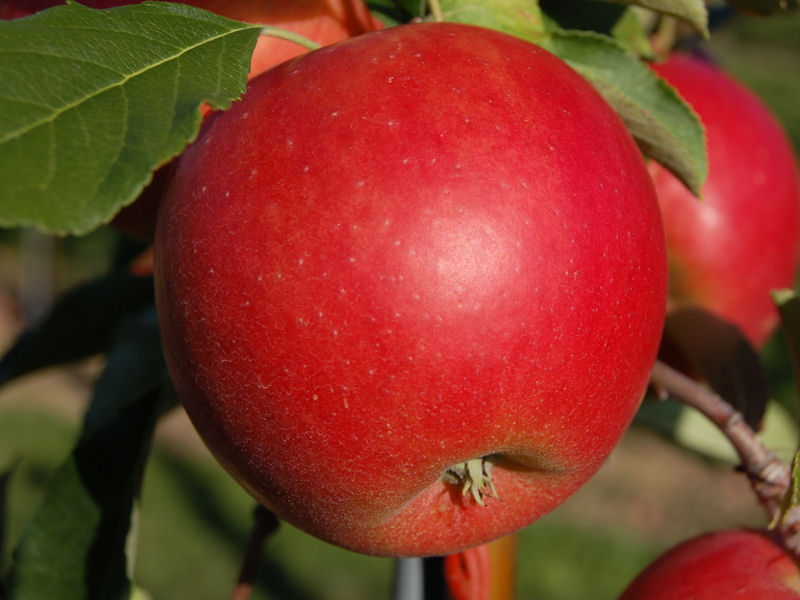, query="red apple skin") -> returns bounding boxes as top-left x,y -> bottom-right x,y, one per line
620,529 -> 800,599
0,0 -> 381,242
154,22 -> 667,557
650,54 -> 800,348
